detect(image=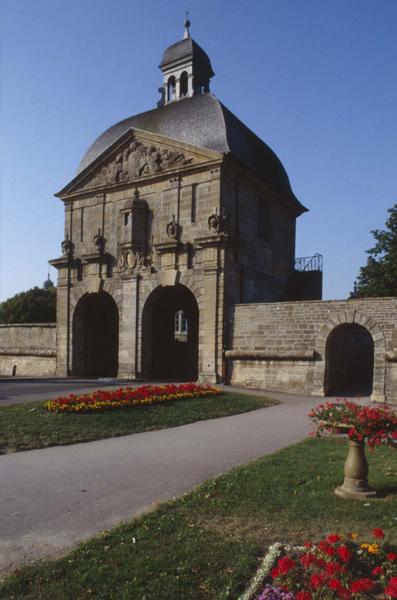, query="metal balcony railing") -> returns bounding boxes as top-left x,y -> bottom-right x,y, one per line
294,253 -> 323,272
